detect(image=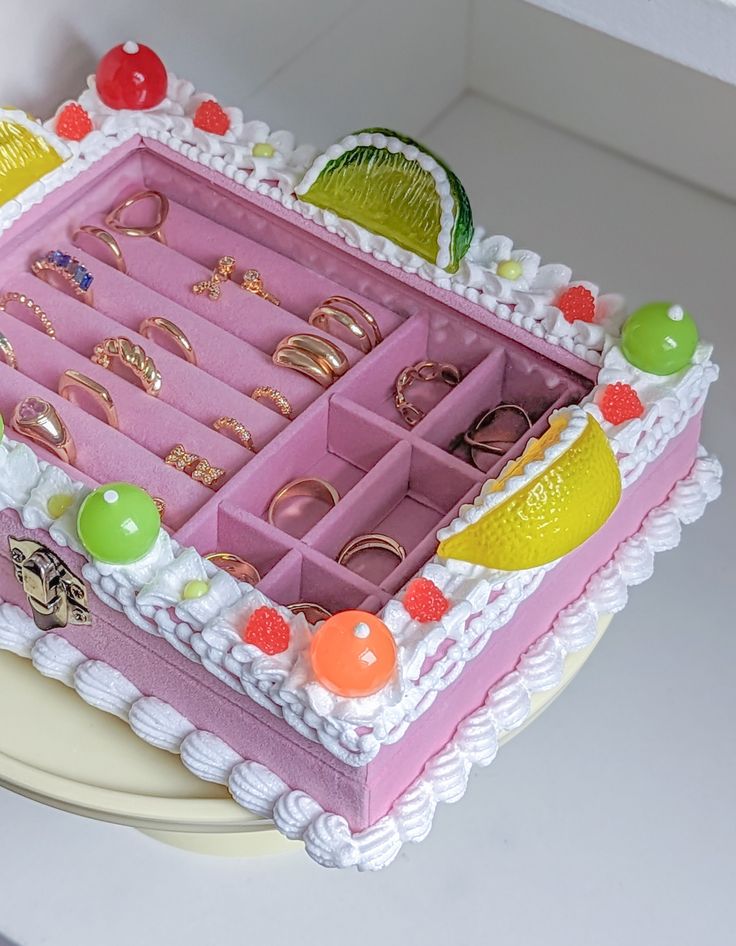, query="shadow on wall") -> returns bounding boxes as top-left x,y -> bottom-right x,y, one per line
0,933 -> 22,946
